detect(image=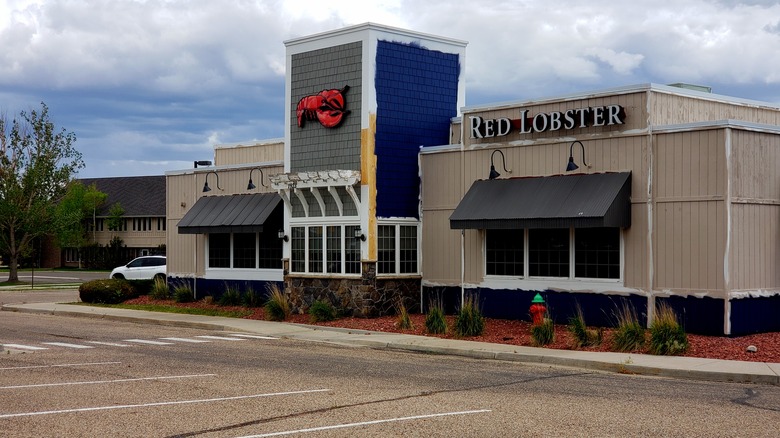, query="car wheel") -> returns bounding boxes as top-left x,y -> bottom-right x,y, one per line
112,274 -> 125,280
